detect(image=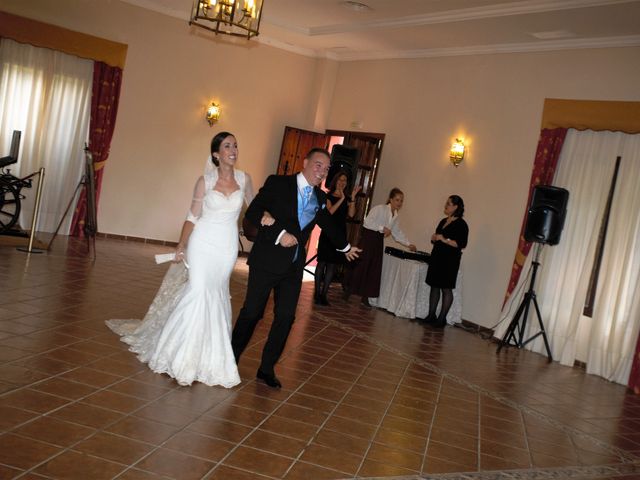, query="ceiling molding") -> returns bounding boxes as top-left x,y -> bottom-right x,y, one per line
306,0 -> 637,36
331,34 -> 640,61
